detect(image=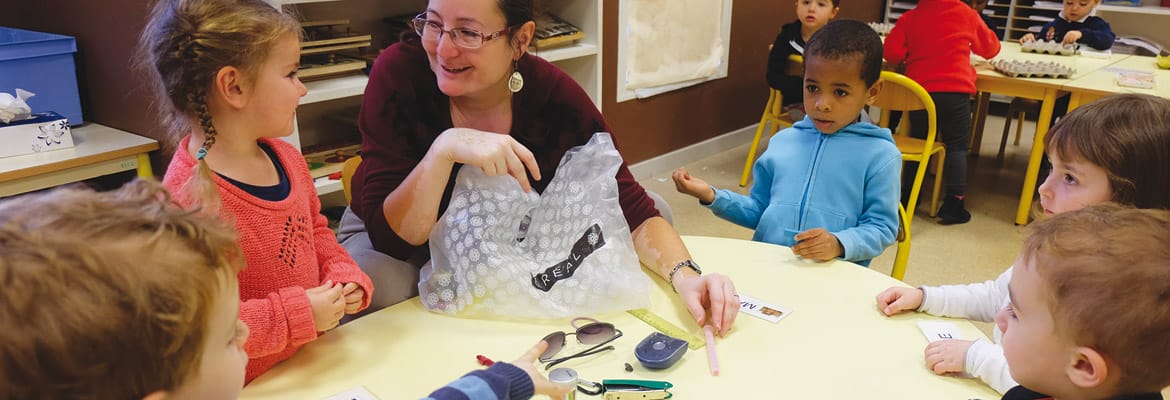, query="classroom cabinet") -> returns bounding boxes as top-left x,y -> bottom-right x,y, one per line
883,0 -> 1170,43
